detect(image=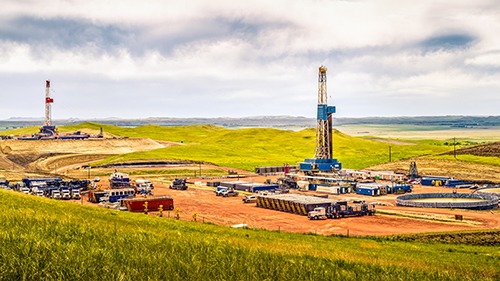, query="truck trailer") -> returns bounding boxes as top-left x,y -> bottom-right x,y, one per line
308,201 -> 375,220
